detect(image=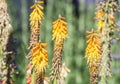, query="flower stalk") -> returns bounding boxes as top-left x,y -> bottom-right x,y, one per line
0,0 -> 15,83
27,0 -> 48,84
50,15 -> 69,84
95,0 -> 119,84
86,30 -> 102,84
29,0 -> 44,48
